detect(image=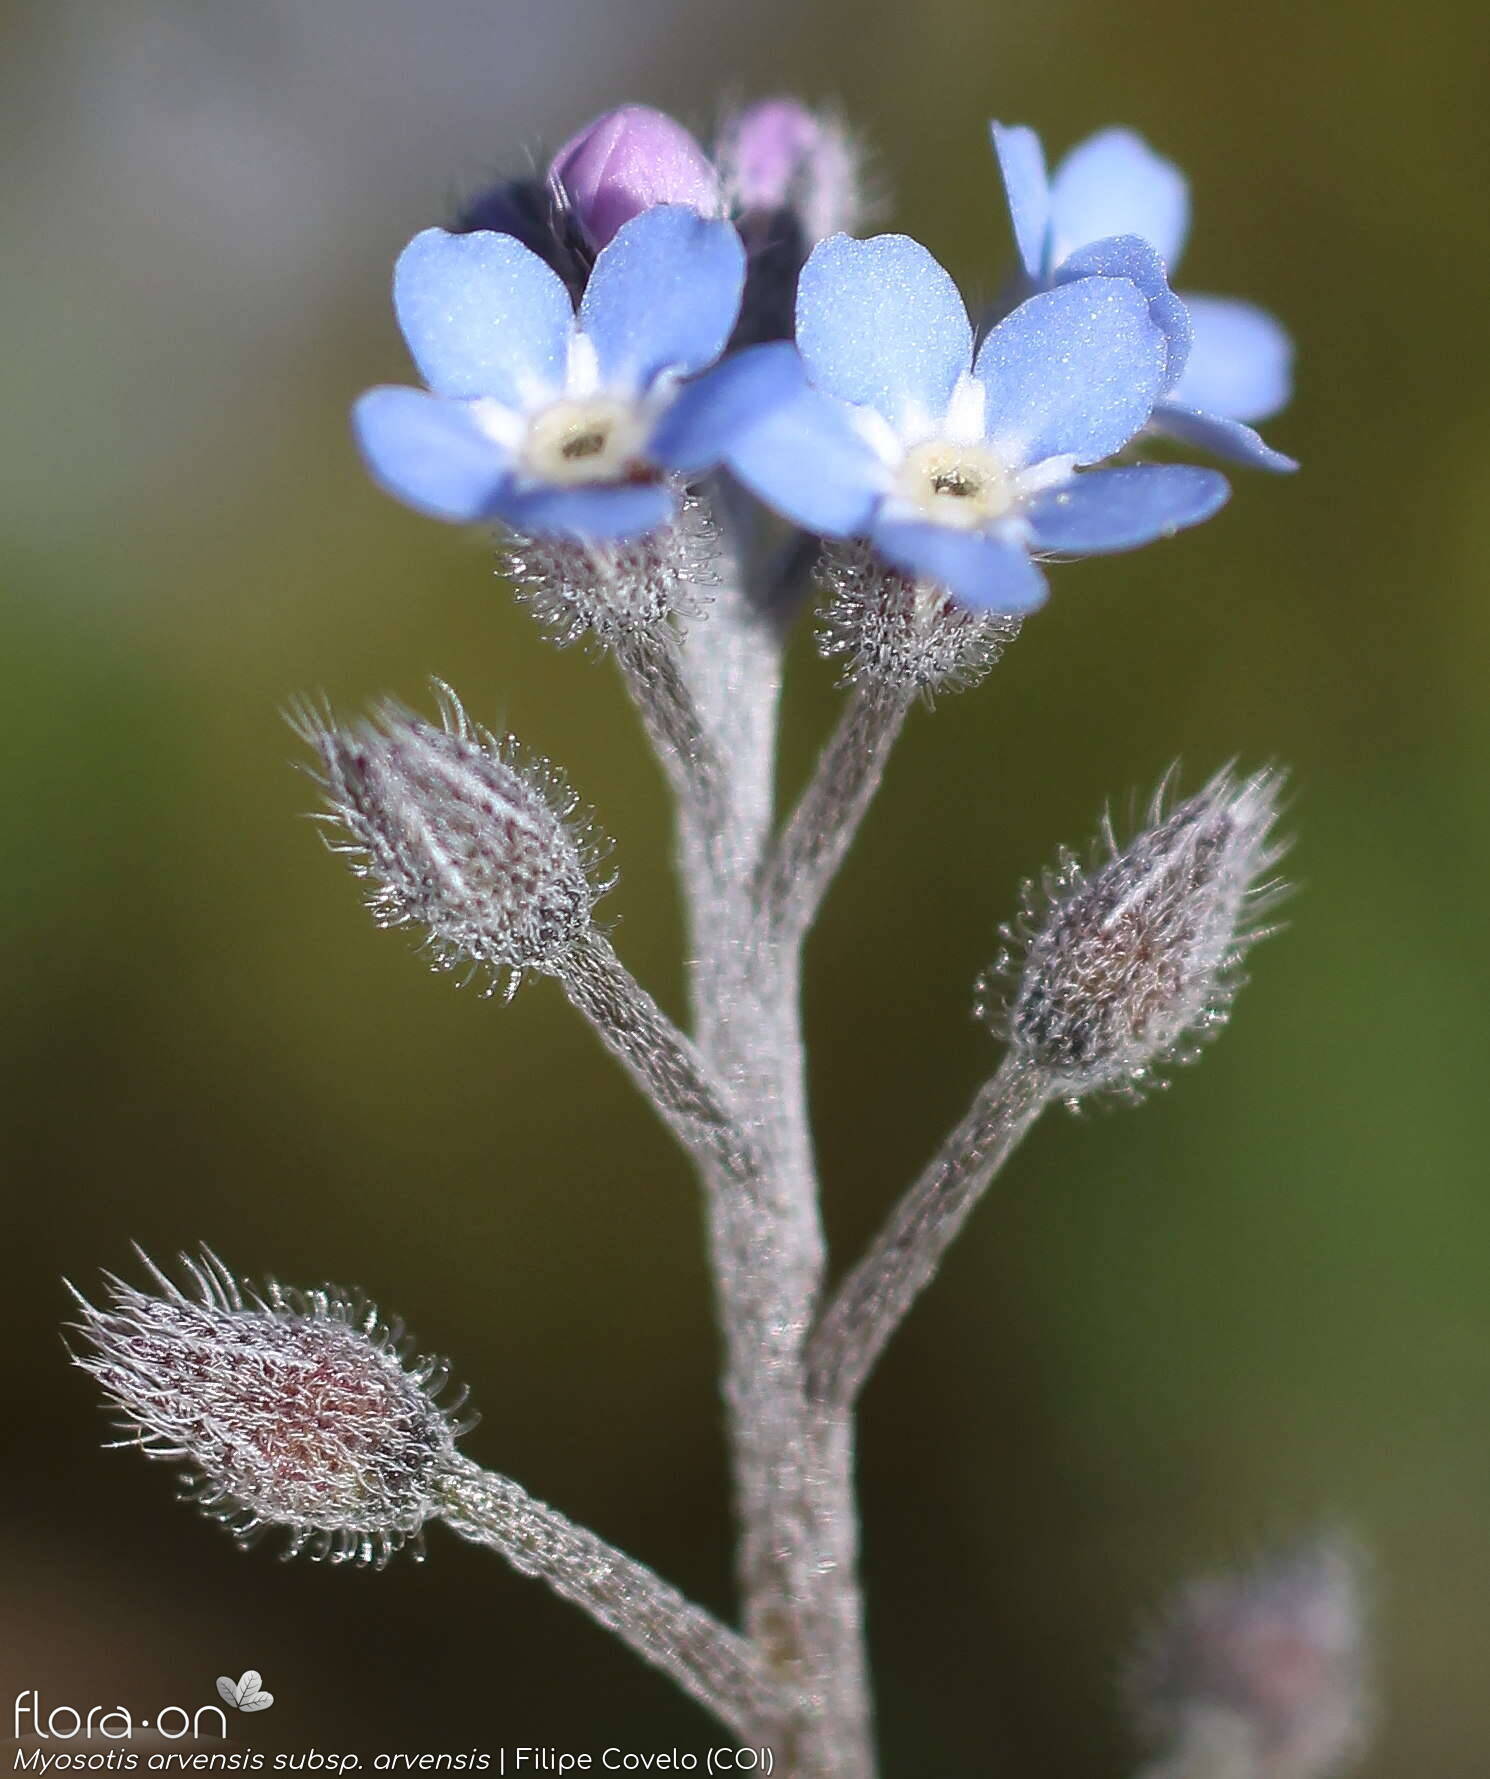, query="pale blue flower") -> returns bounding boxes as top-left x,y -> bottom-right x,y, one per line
354,205 -> 746,543
991,123 -> 1295,471
662,233 -> 1228,614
